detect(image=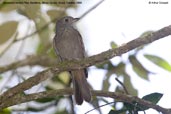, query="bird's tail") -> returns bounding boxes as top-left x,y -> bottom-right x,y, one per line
71,70 -> 91,105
